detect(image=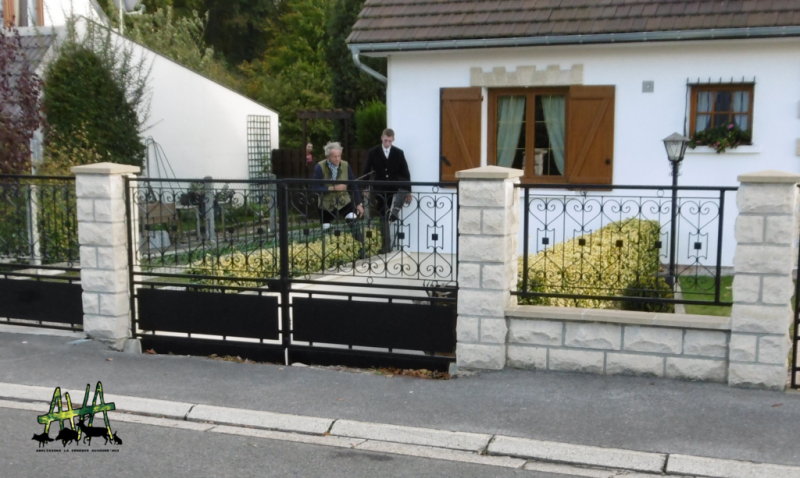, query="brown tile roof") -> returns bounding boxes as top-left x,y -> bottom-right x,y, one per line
347,0 -> 800,45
